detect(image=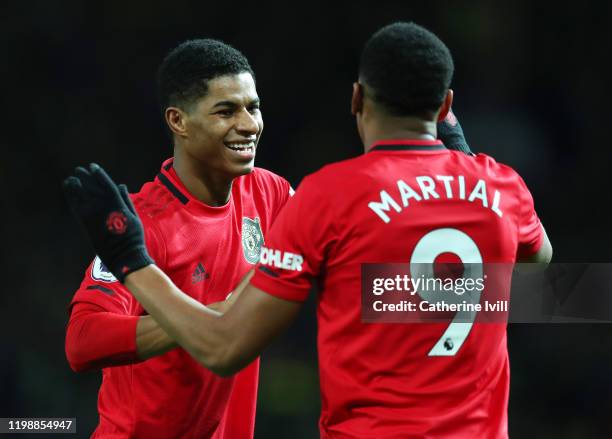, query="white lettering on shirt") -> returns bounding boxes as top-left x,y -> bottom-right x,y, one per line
260,247 -> 304,271
368,190 -> 402,223
367,175 -> 504,223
